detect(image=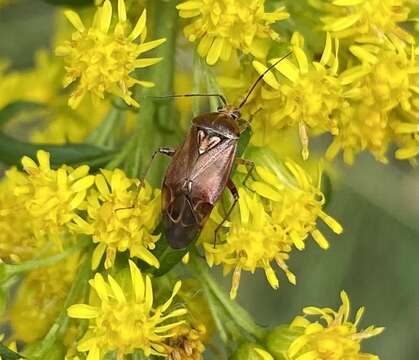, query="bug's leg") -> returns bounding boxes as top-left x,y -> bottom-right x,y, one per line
139,147 -> 175,186
115,147 -> 175,214
214,179 -> 239,248
236,158 -> 255,191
